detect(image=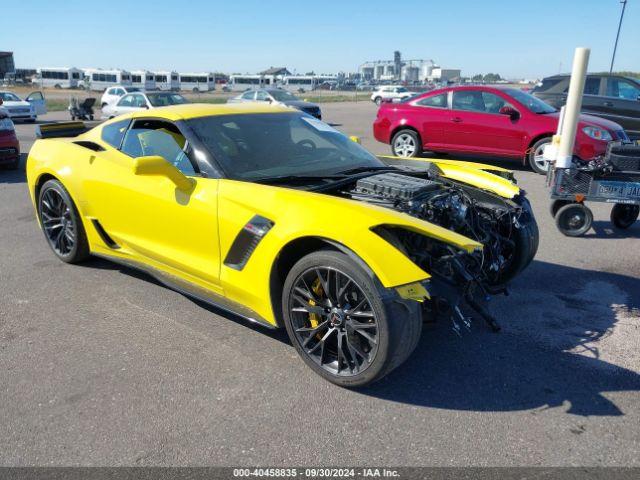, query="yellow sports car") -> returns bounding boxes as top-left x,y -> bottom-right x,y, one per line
26,103 -> 538,387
